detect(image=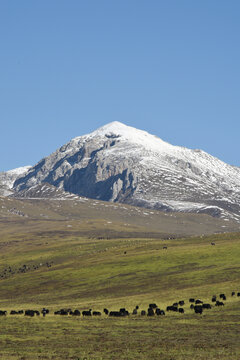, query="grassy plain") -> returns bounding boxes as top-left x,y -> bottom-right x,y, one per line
0,199 -> 240,359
